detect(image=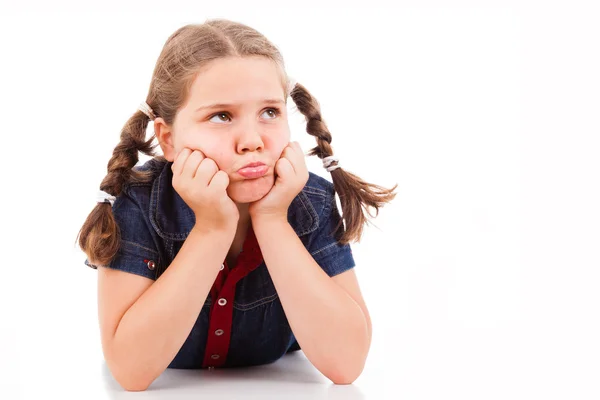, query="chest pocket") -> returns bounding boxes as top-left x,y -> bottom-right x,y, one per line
164,240 -> 278,311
